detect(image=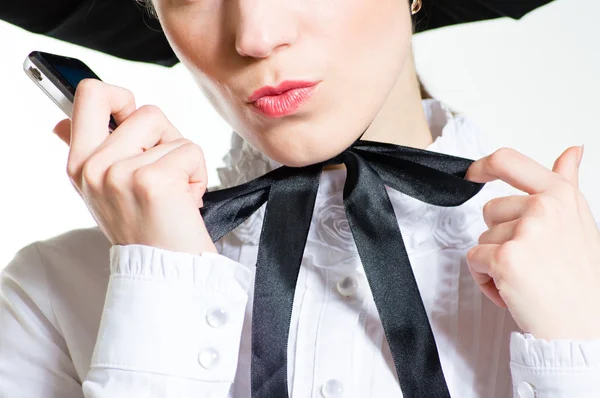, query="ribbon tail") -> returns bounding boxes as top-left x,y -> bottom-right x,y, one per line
251,164 -> 323,398
342,151 -> 451,398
